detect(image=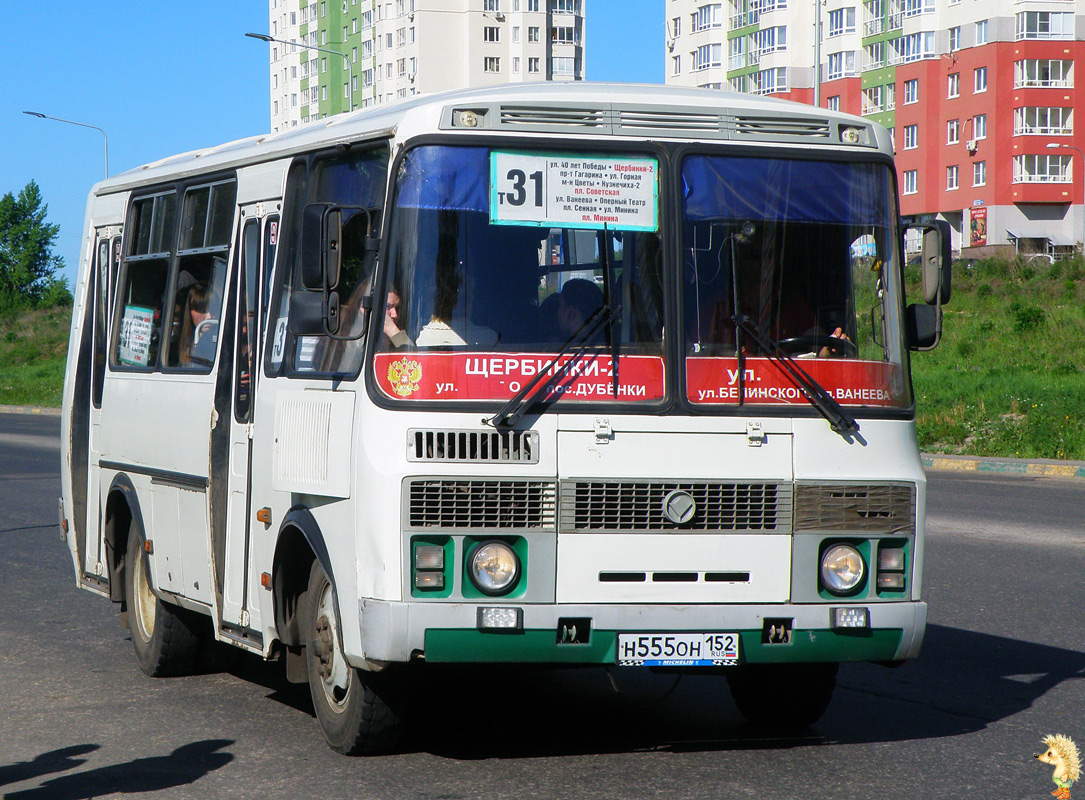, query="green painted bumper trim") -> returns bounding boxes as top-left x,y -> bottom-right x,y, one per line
423,628 -> 903,664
